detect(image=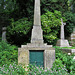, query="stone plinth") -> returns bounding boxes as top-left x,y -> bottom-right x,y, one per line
56,39 -> 70,47
31,25 -> 43,43
70,28 -> 75,46
18,43 -> 55,68
61,49 -> 75,54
